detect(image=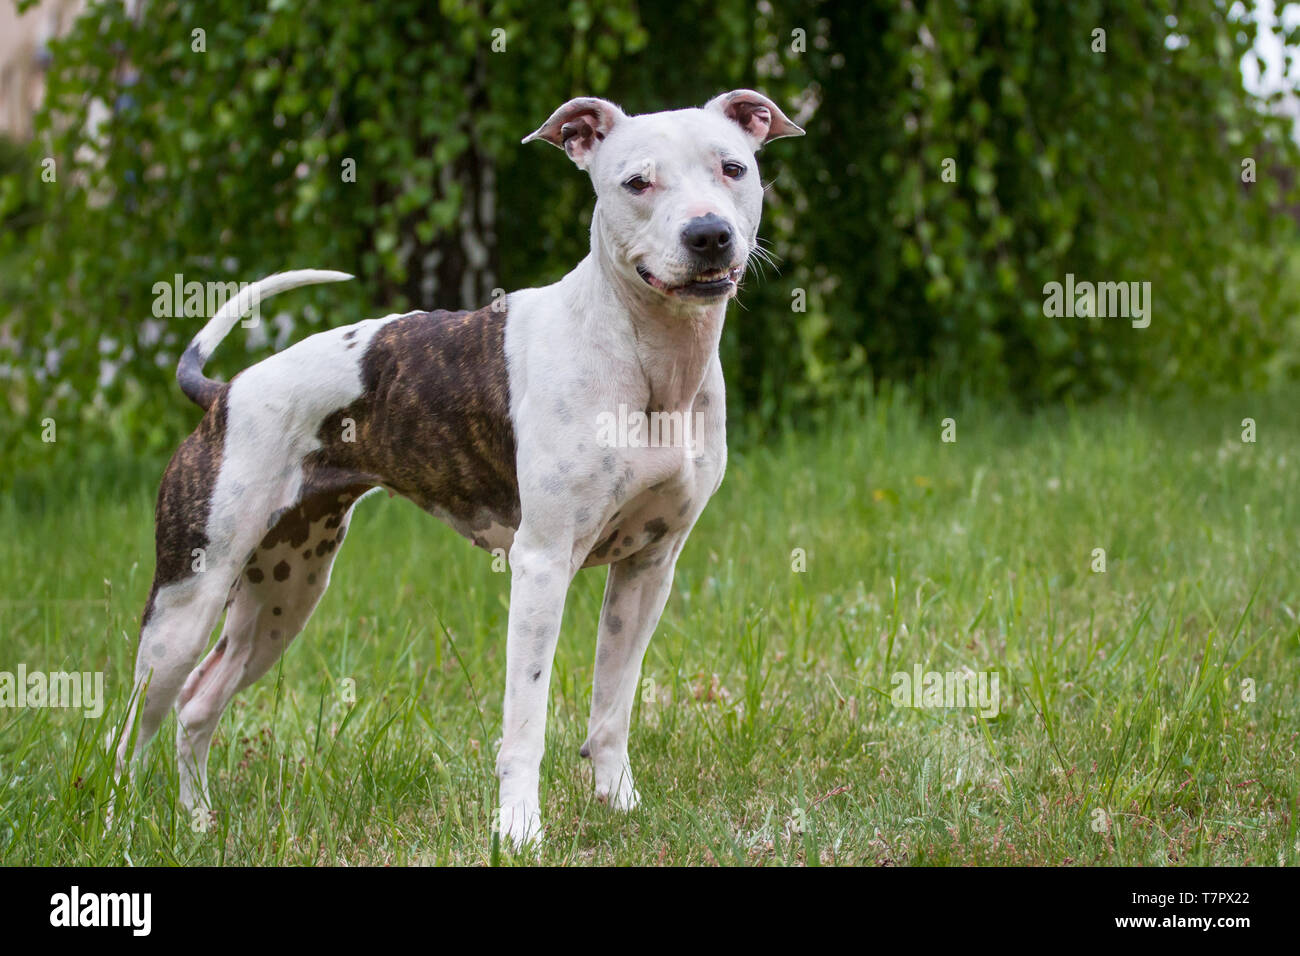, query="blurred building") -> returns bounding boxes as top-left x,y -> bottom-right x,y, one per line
0,0 -> 84,140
